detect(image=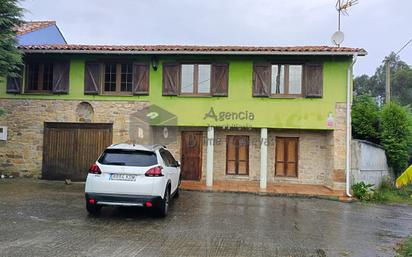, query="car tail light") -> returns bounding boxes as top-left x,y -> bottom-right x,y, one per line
89,163 -> 101,174
145,166 -> 163,177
